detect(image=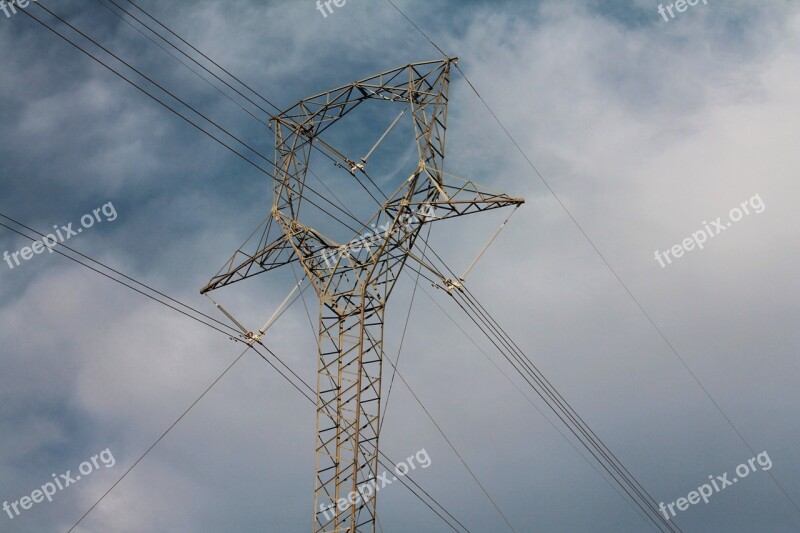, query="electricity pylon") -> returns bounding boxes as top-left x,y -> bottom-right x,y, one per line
202,58 -> 524,533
